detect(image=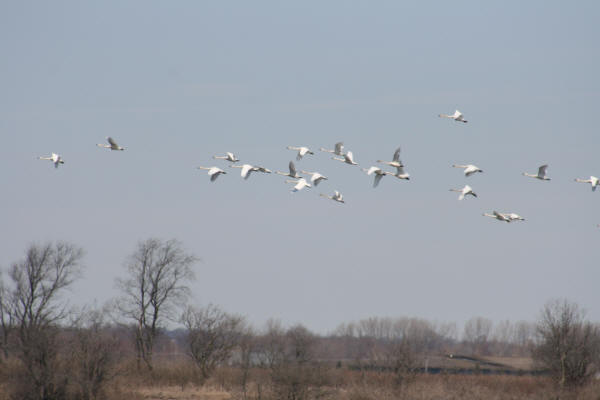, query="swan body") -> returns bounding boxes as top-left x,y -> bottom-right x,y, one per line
449,185 -> 477,200
320,190 -> 345,203
506,213 -> 525,221
377,147 -> 404,171
300,170 -> 328,186
388,165 -> 410,180
213,152 -> 239,163
483,211 -> 511,222
276,161 -> 301,178
38,153 -> 65,168
483,211 -> 525,222
255,166 -> 272,174
287,146 -> 314,161
197,166 -> 227,182
453,164 -> 483,177
285,178 -> 311,192
439,110 -> 468,123
230,164 -> 271,180
332,151 -> 357,165
574,176 -> 599,191
97,137 -> 125,151
319,142 -> 345,156
523,165 -> 550,180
